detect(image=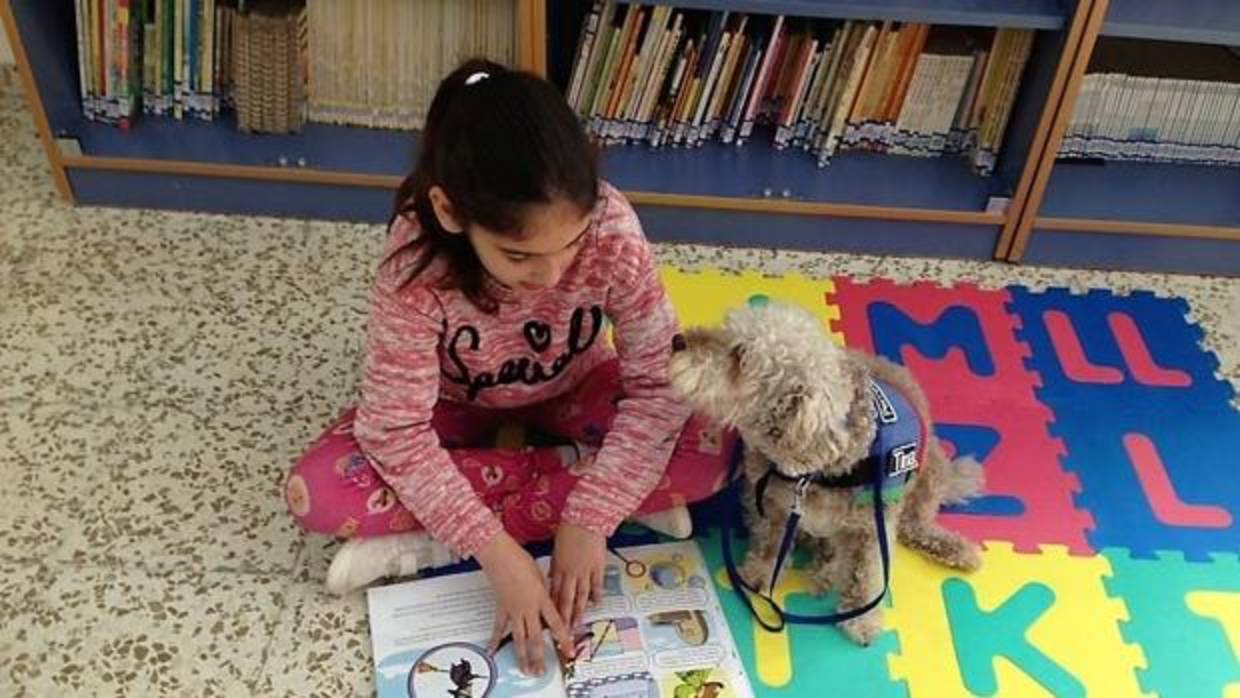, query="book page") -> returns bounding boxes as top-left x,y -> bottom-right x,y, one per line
369,556 -> 567,698
368,540 -> 755,698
